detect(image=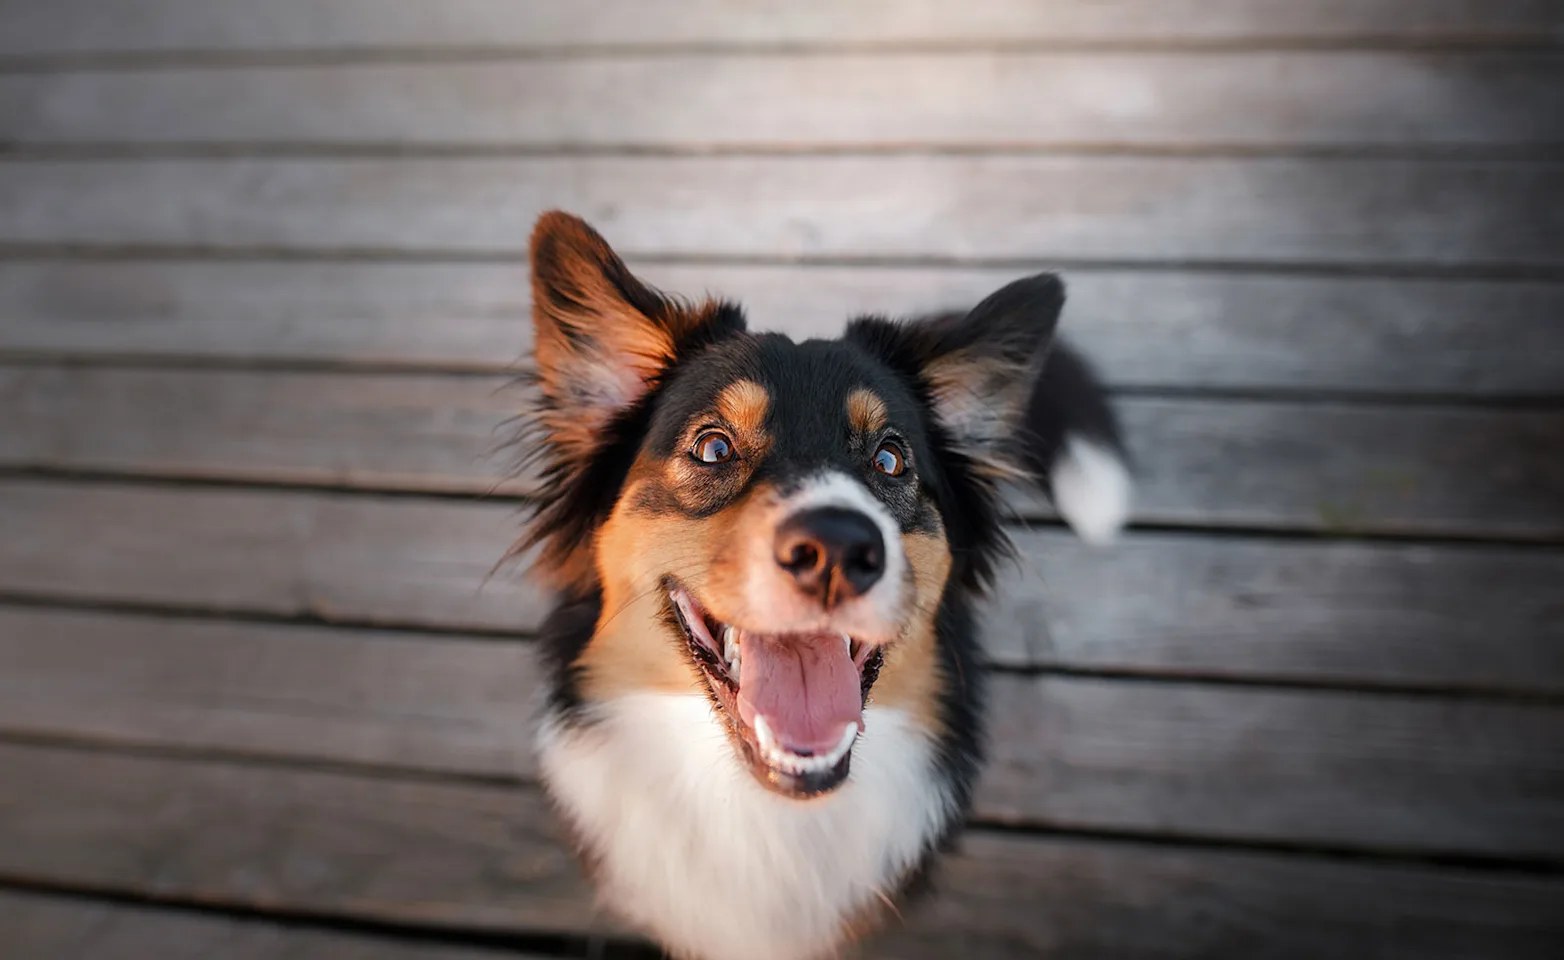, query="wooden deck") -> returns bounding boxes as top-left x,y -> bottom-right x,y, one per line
1,2 -> 1562,957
